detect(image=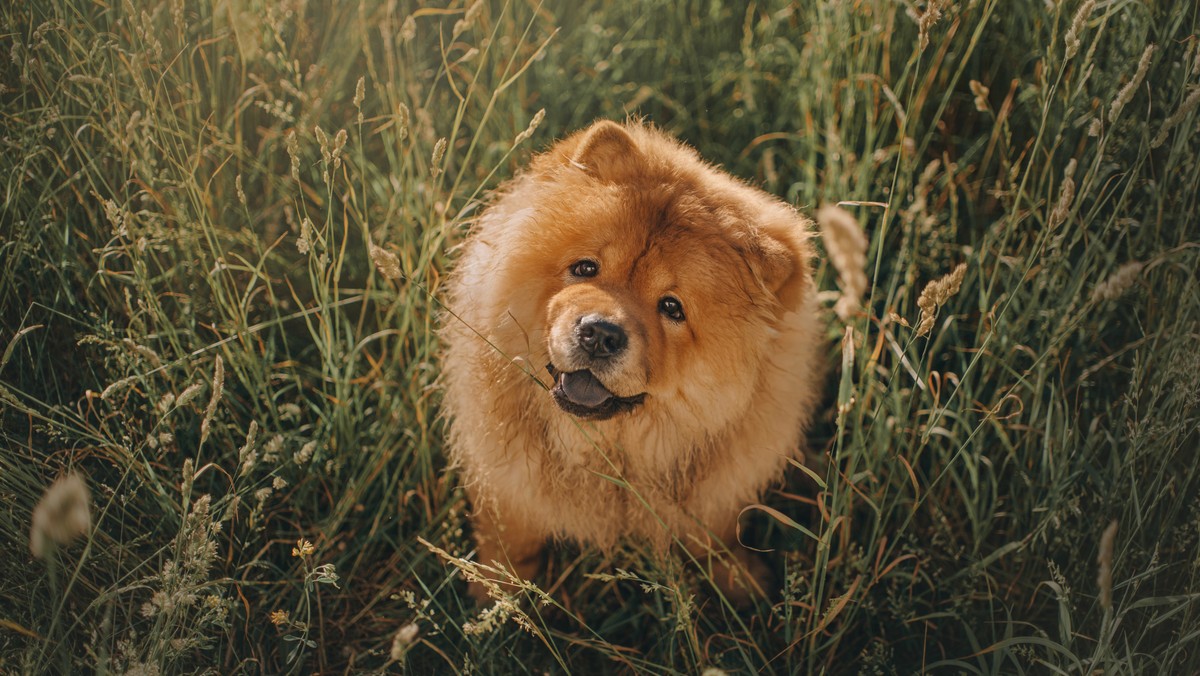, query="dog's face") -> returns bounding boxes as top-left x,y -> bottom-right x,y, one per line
507,122 -> 811,430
